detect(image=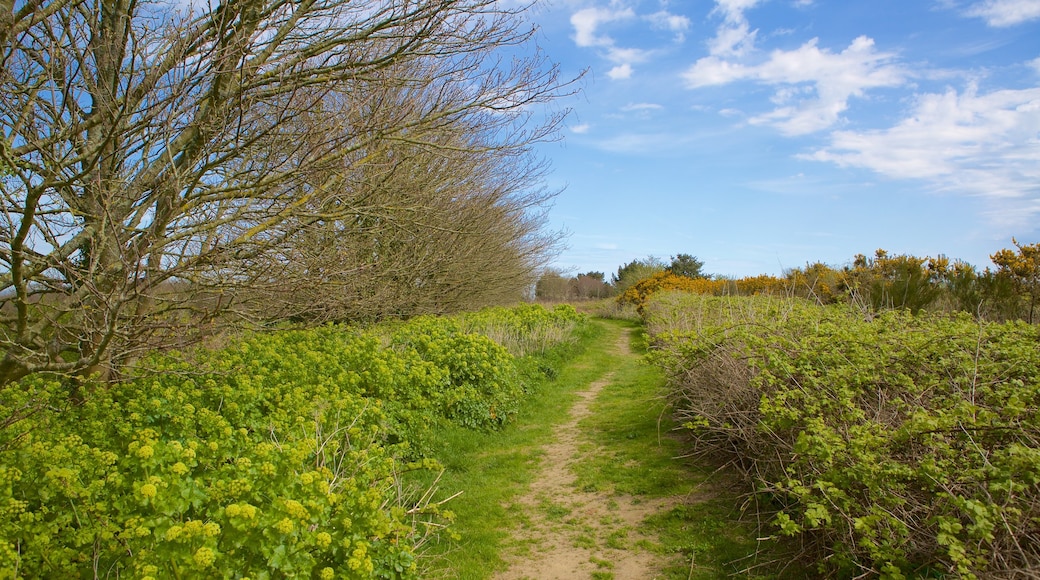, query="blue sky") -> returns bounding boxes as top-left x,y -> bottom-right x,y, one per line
527,0 -> 1040,278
